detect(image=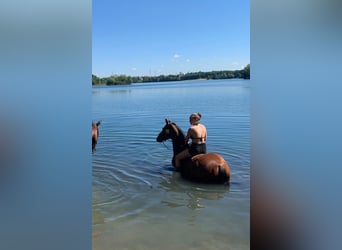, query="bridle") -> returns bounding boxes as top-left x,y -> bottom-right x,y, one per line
159,122 -> 177,149
160,123 -> 175,149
